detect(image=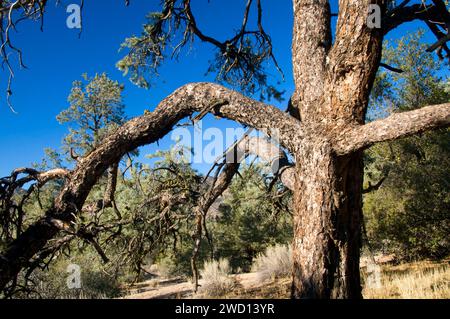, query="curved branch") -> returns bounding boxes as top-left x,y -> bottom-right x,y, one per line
191,134 -> 295,291
0,167 -> 69,193
383,3 -> 440,33
183,0 -> 224,48
379,62 -> 403,73
62,82 -> 300,210
191,142 -> 242,292
335,103 -> 450,155
0,82 -> 301,291
61,82 -> 299,208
